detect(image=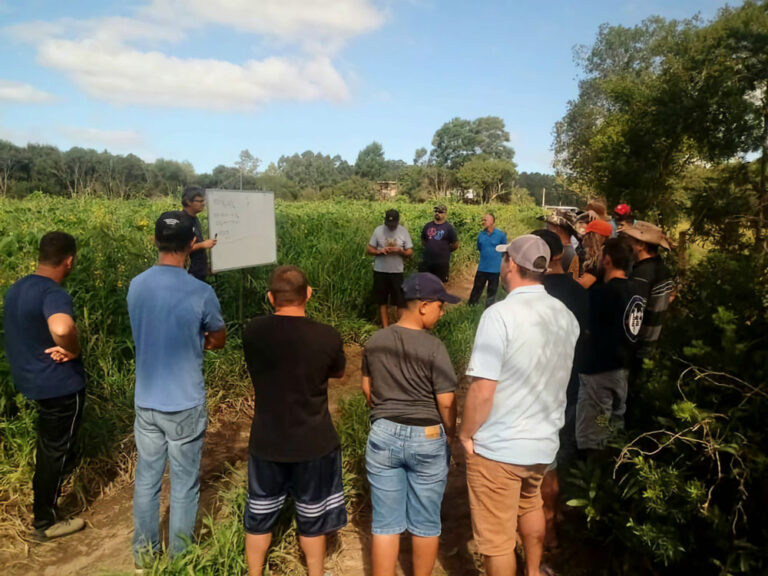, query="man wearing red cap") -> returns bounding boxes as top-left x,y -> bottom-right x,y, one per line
611,204 -> 634,237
